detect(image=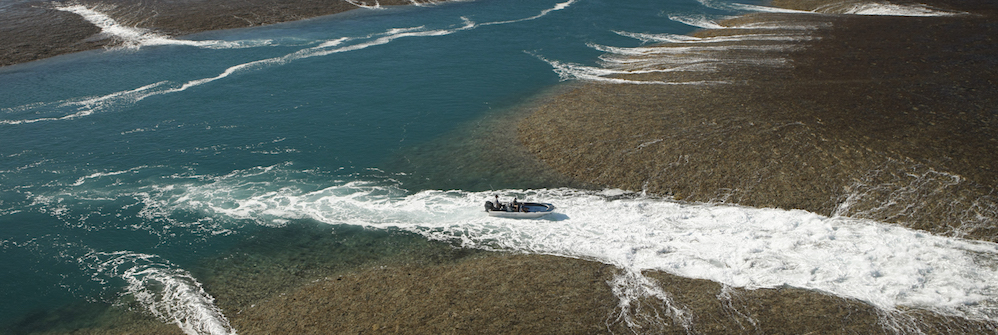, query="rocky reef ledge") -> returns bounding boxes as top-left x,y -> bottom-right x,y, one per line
519,0 -> 998,242
25,223 -> 994,335
0,0 -> 437,67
